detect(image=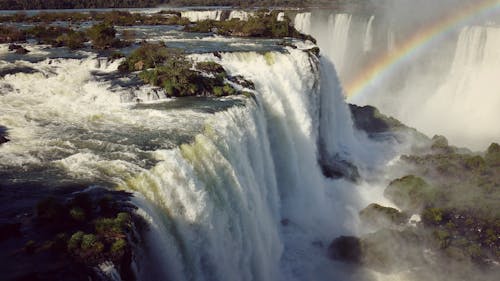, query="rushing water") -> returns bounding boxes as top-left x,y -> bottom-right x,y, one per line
0,12 -> 390,280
